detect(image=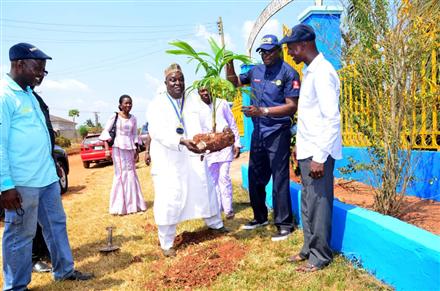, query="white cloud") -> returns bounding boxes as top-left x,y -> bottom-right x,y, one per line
91,99 -> 111,108
0,64 -> 8,76
41,79 -> 89,91
242,20 -> 255,45
195,24 -> 235,50
242,18 -> 283,50
144,72 -> 162,94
